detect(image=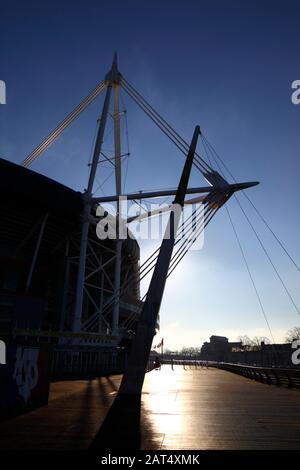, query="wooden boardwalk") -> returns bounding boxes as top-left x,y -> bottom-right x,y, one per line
0,376 -> 122,450
141,365 -> 300,450
0,366 -> 299,450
